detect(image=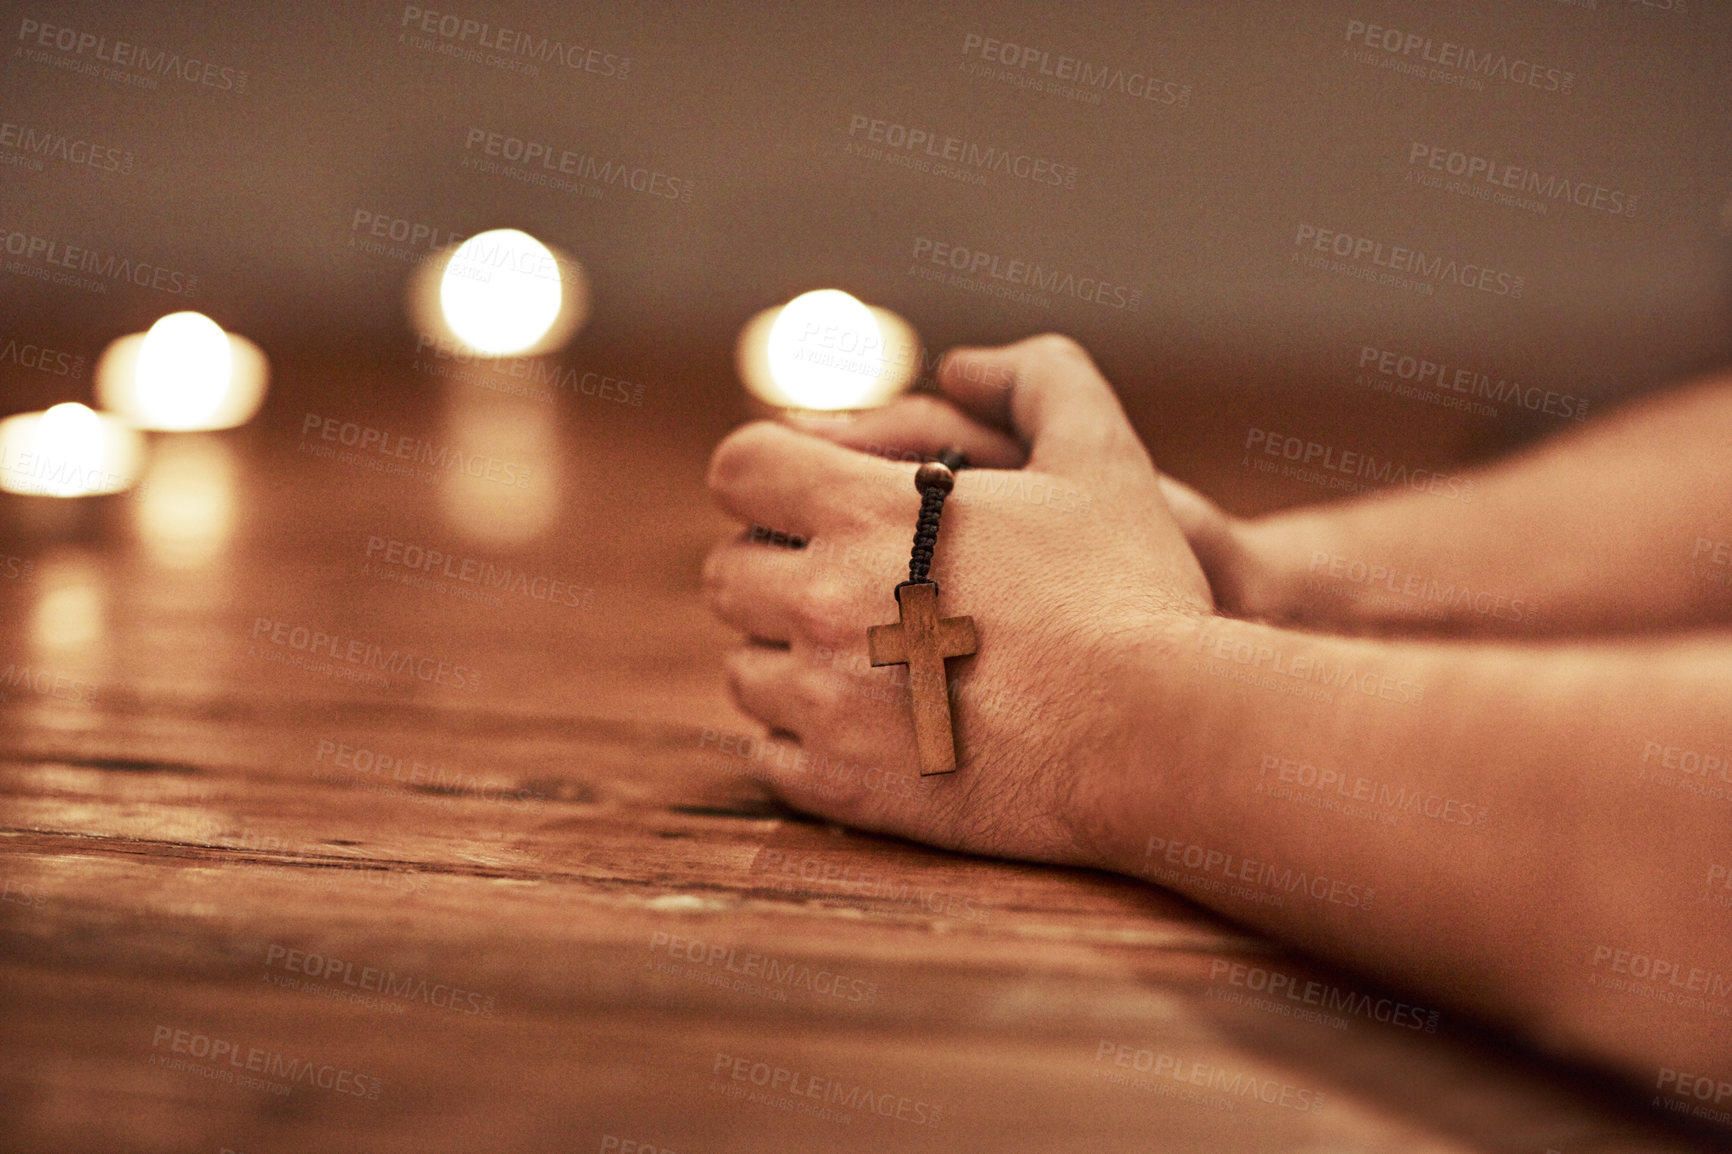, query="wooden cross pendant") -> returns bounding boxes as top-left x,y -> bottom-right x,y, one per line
867,581 -> 977,775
